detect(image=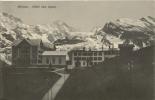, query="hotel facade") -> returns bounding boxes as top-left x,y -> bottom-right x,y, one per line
68,48 -> 119,68
12,38 -> 120,68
